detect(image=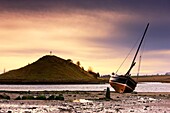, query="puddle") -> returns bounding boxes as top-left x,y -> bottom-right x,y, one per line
73,99 -> 93,103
